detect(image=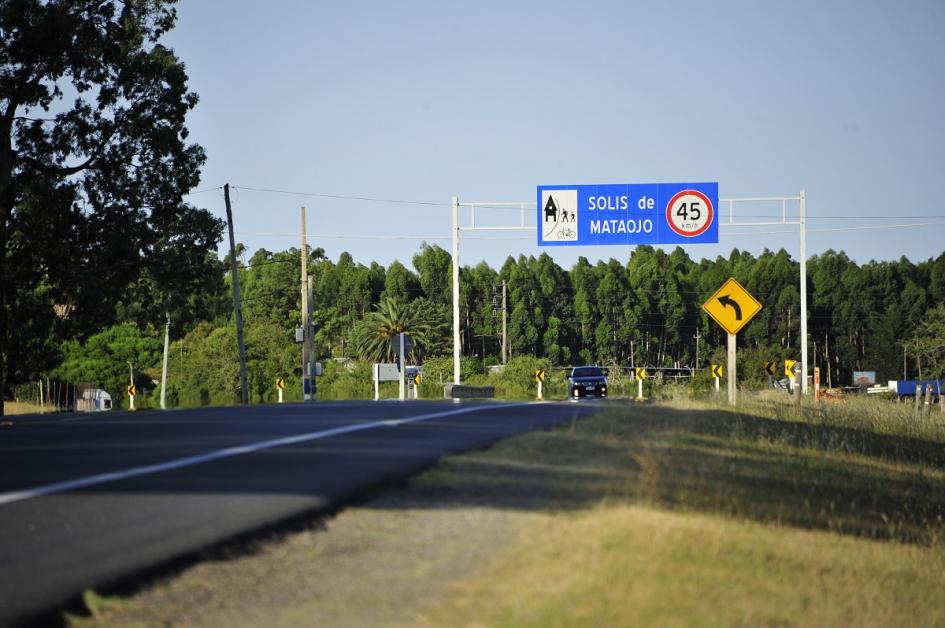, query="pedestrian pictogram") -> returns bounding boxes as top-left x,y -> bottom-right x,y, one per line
275,378 -> 285,390
702,277 -> 763,335
127,384 -> 136,397
535,369 -> 545,382
712,364 -> 724,378
635,367 -> 647,380
765,362 -> 777,376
